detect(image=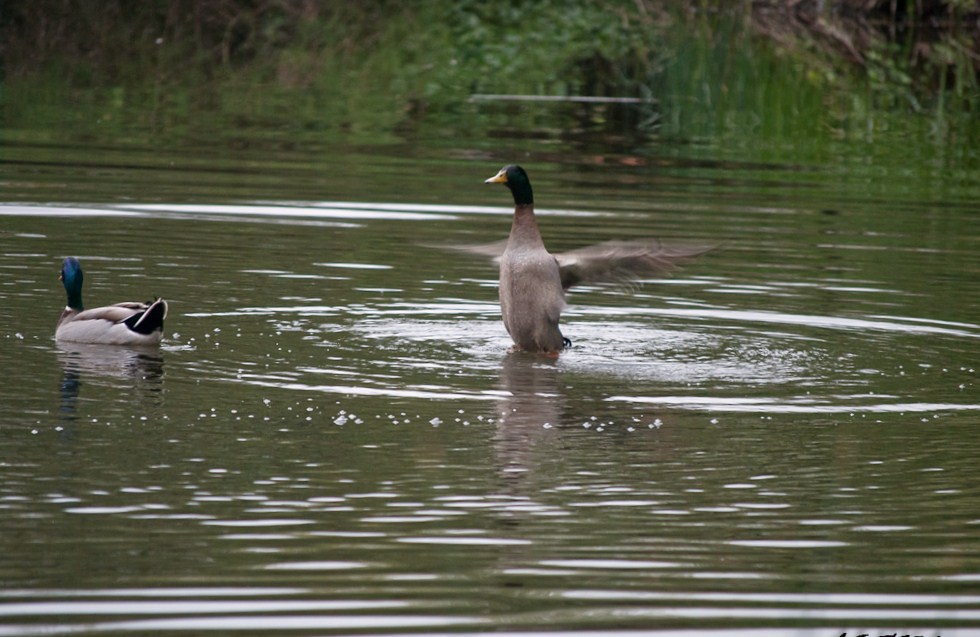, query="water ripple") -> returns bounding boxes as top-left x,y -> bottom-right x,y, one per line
606,395 -> 980,414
